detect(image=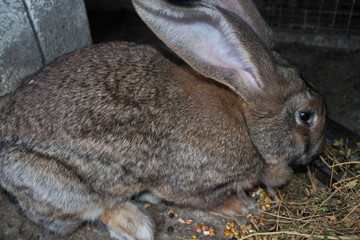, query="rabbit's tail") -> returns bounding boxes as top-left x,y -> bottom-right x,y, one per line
100,201 -> 154,240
